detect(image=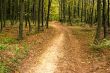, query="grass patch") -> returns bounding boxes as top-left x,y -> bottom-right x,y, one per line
72,26 -> 110,52
71,26 -> 95,44
0,42 -> 30,73
0,62 -> 11,73
0,37 -> 18,44
0,44 -> 7,50
90,39 -> 110,53
71,25 -> 110,64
